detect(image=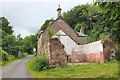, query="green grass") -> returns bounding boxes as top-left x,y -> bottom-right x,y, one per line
26,57 -> 119,78
0,54 -> 28,69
